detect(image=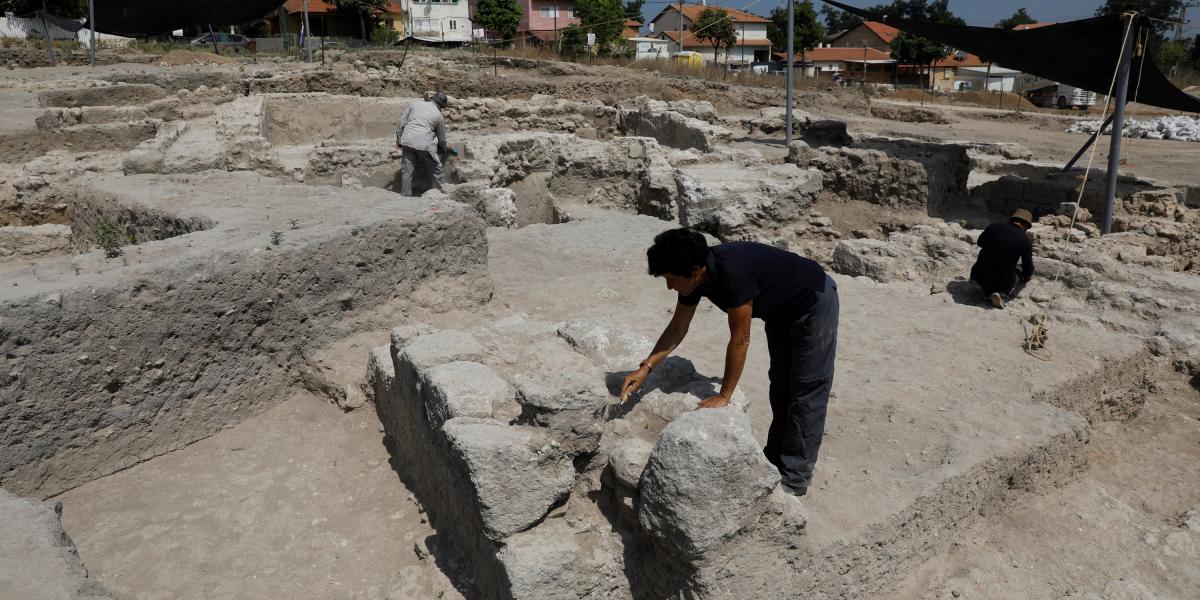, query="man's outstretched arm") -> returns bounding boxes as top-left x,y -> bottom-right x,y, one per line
698,301 -> 752,409
621,302 -> 697,402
